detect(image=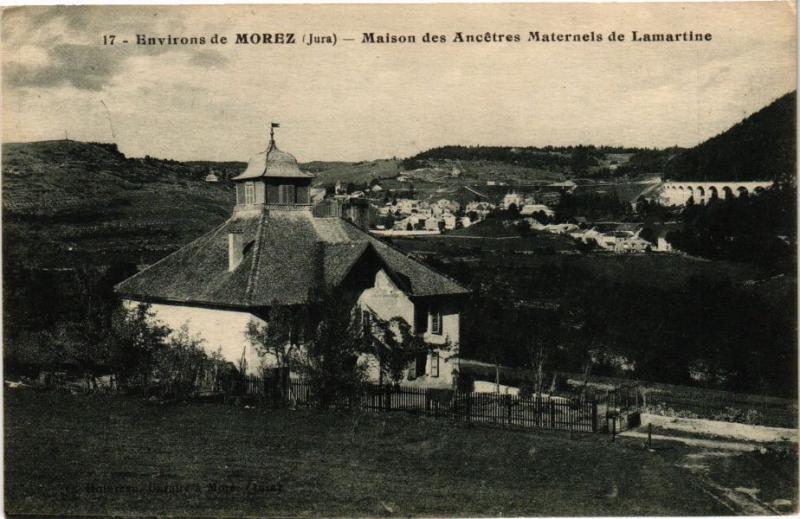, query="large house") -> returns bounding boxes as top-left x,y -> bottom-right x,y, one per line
116,134 -> 469,387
